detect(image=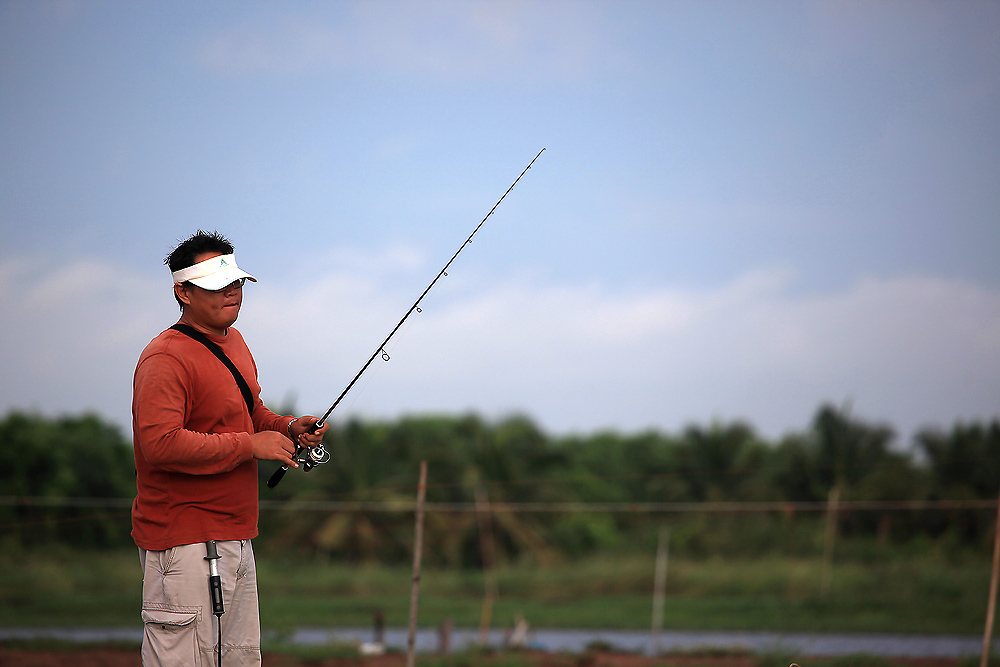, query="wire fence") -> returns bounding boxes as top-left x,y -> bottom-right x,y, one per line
1,495 -> 996,513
